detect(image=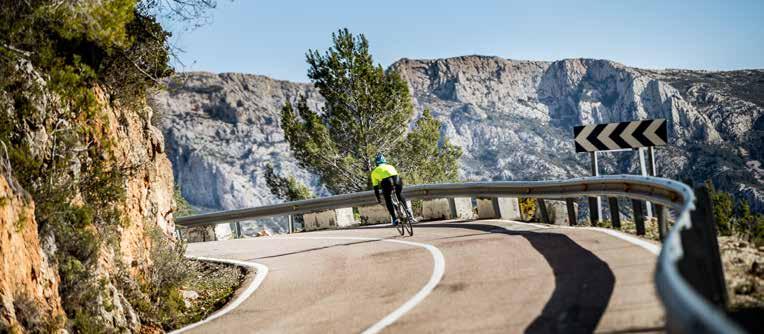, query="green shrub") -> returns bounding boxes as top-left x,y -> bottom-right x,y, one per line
174,186 -> 196,218
519,198 -> 537,221
710,189 -> 734,236
116,226 -> 190,330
